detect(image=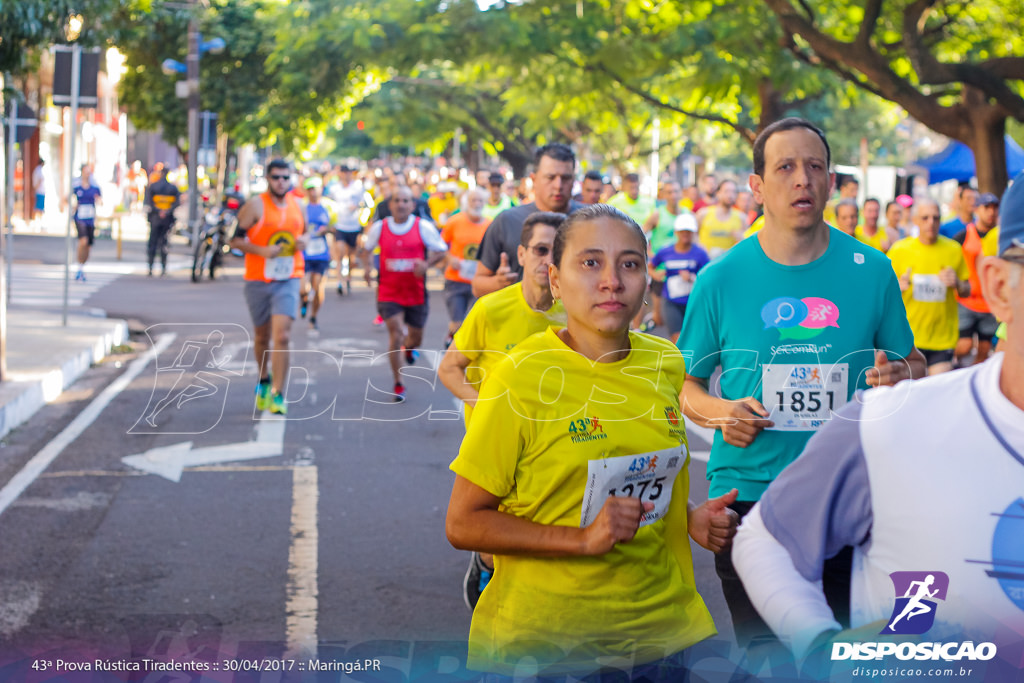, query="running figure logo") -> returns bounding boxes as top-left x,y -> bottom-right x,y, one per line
881,571 -> 950,635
